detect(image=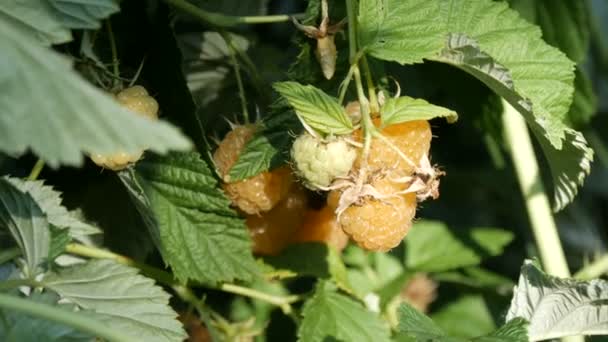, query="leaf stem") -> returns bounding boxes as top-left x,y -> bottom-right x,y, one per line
0,278 -> 42,291
106,20 -> 120,88
501,99 -> 570,278
361,56 -> 379,113
27,159 -> 45,181
574,254 -> 608,280
0,293 -> 133,342
345,0 -> 357,62
220,31 -> 249,124
220,283 -> 300,314
162,0 -> 302,27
